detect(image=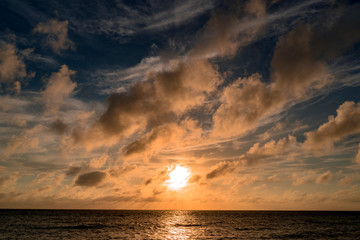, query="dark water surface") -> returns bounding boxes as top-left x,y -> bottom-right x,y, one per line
1,210 -> 359,239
